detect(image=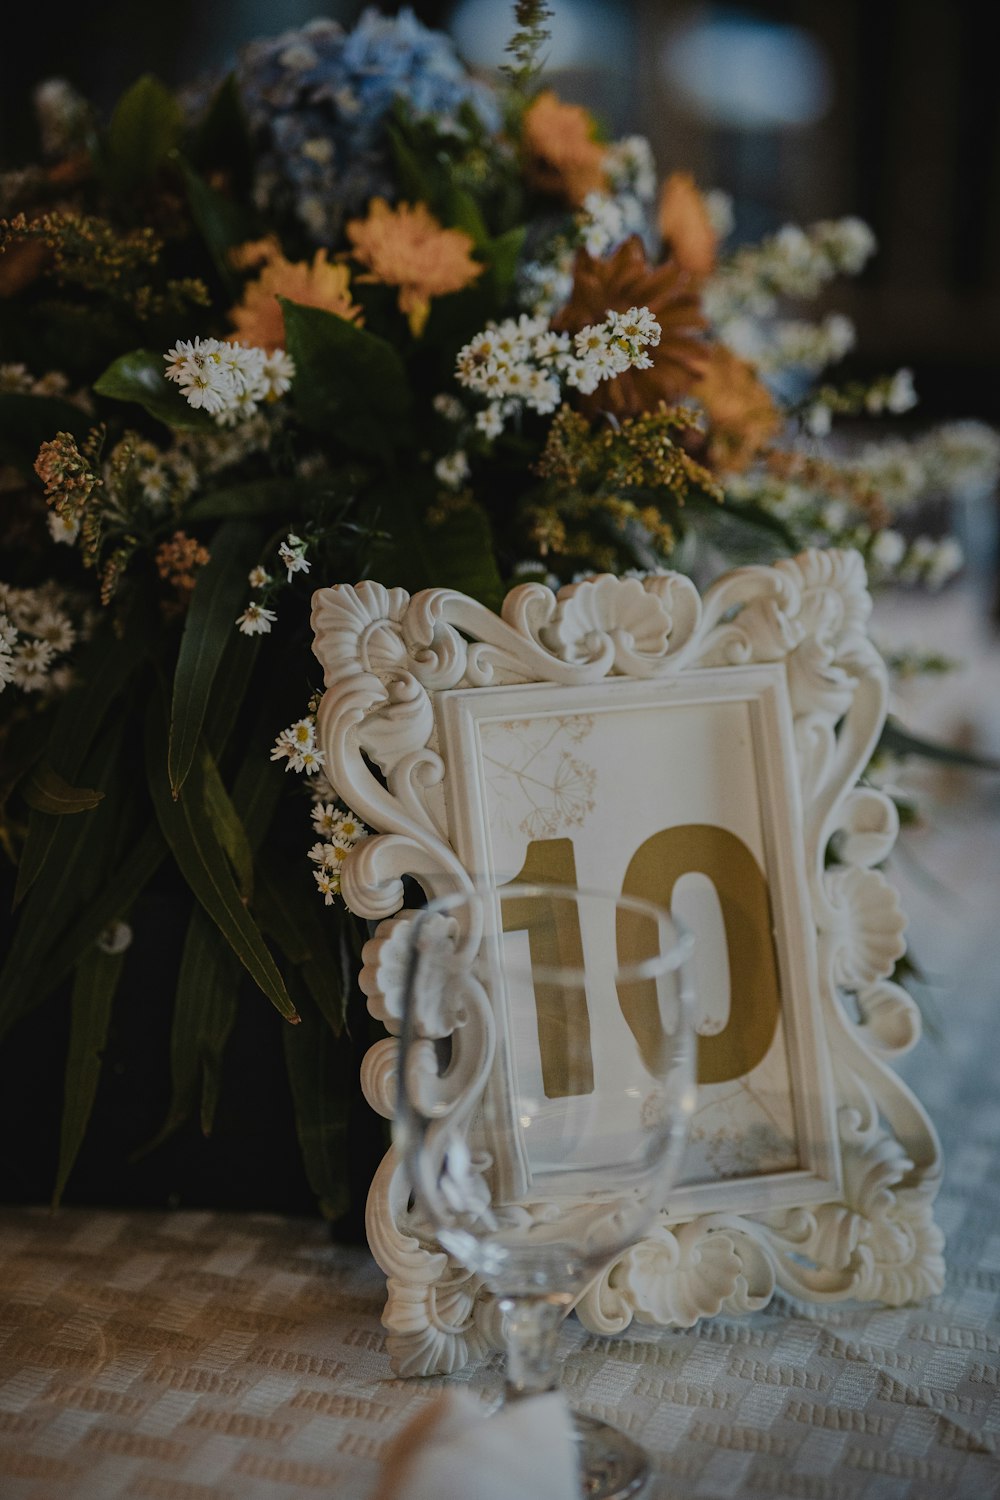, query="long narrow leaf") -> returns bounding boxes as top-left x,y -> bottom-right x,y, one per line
14,623 -> 147,905
53,946 -> 126,1207
880,716 -> 1000,772
0,720 -> 128,1046
283,990 -> 352,1220
146,696 -> 297,1022
256,864 -> 347,1035
168,521 -> 263,796
140,906 -> 240,1153
22,763 -> 104,815
201,747 -> 254,903
203,632 -> 260,759
36,824 -> 166,1002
